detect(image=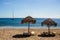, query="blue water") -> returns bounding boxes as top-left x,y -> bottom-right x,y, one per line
0,18 -> 60,28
